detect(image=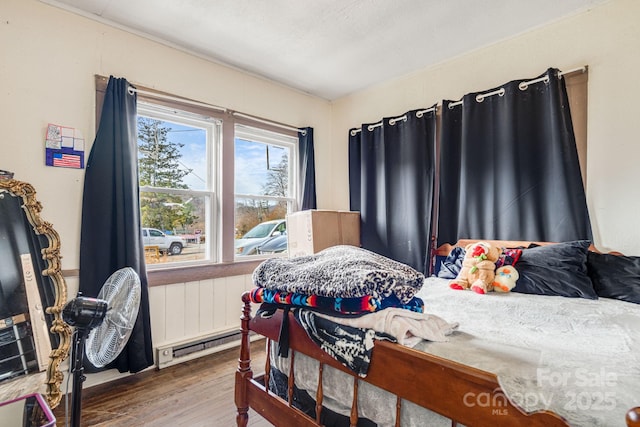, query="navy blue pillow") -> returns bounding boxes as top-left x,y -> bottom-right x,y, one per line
587,252 -> 640,304
436,246 -> 465,279
512,240 -> 597,299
